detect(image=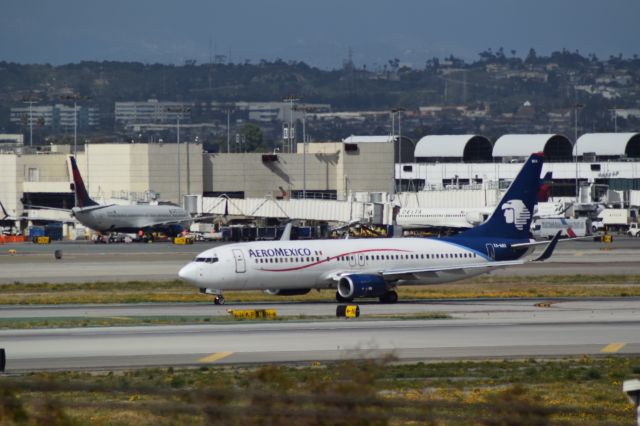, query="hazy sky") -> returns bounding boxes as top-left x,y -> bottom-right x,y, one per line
1,0 -> 638,68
